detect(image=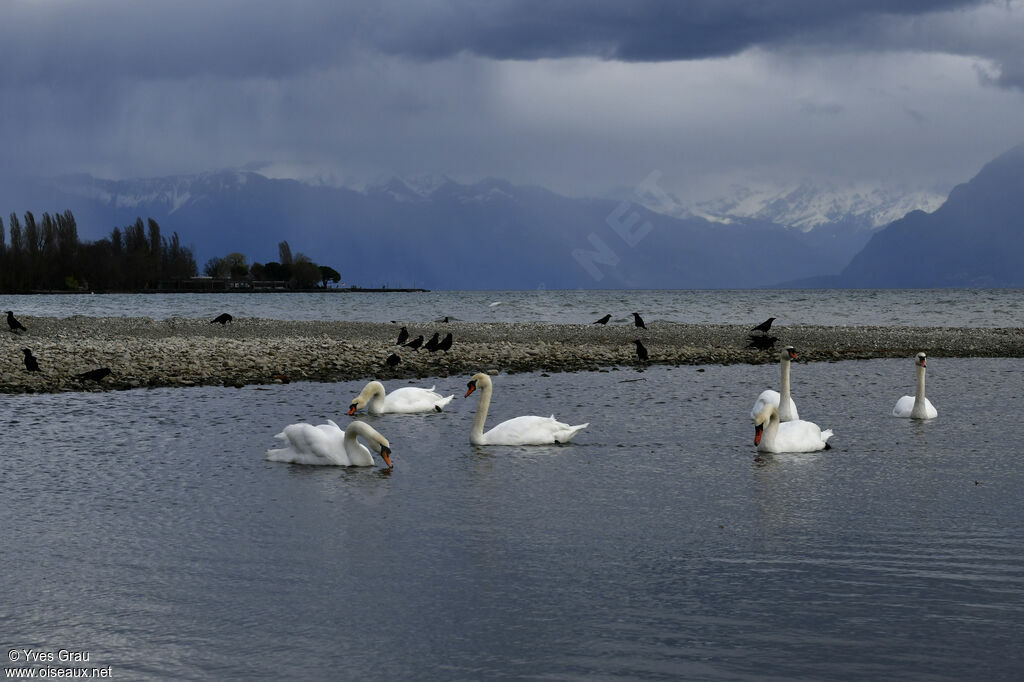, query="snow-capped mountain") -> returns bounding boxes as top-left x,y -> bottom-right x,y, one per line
620,179 -> 947,232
